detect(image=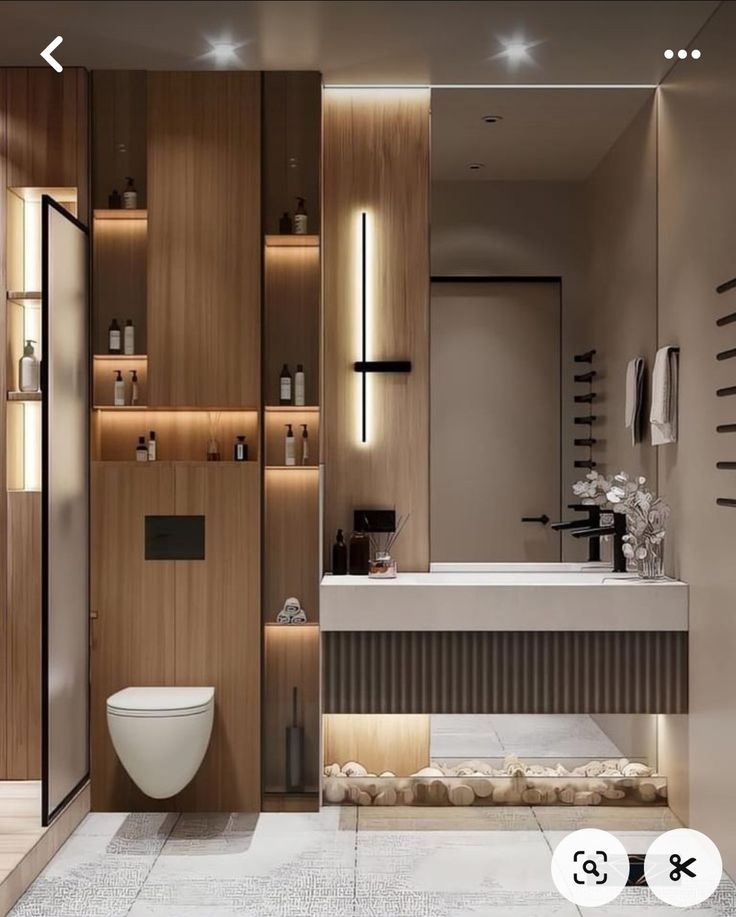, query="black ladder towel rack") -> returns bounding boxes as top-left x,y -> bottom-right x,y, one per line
716,277 -> 736,507
573,350 -> 597,472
